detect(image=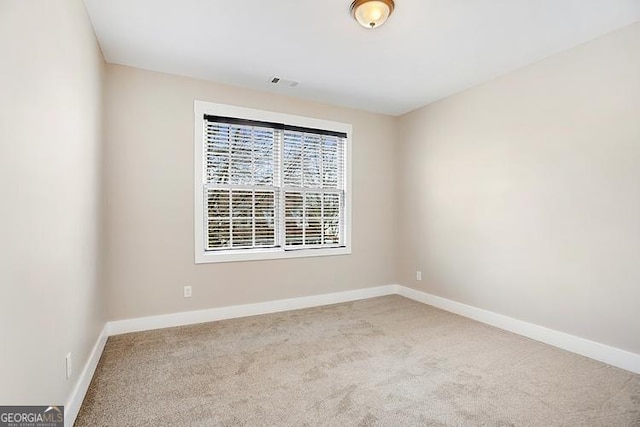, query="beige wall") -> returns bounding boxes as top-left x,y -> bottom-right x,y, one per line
397,23 -> 640,354
103,64 -> 397,320
0,0 -> 105,405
